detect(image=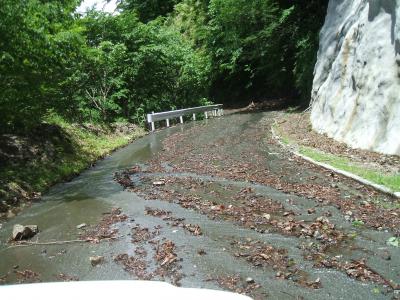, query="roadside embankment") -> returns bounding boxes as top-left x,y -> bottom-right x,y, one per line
0,115 -> 146,218
272,112 -> 400,198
